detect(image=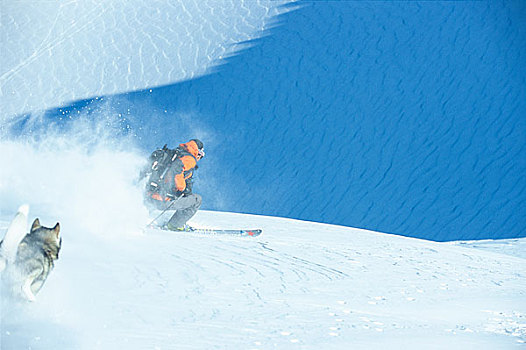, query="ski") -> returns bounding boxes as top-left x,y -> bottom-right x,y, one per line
149,225 -> 262,237
185,227 -> 262,237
